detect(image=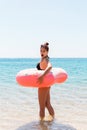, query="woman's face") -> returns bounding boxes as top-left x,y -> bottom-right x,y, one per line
40,47 -> 48,58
